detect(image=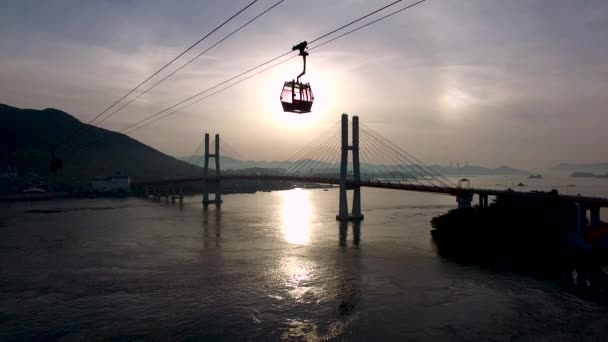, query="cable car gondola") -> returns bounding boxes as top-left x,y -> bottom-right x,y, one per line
281,41 -> 314,114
